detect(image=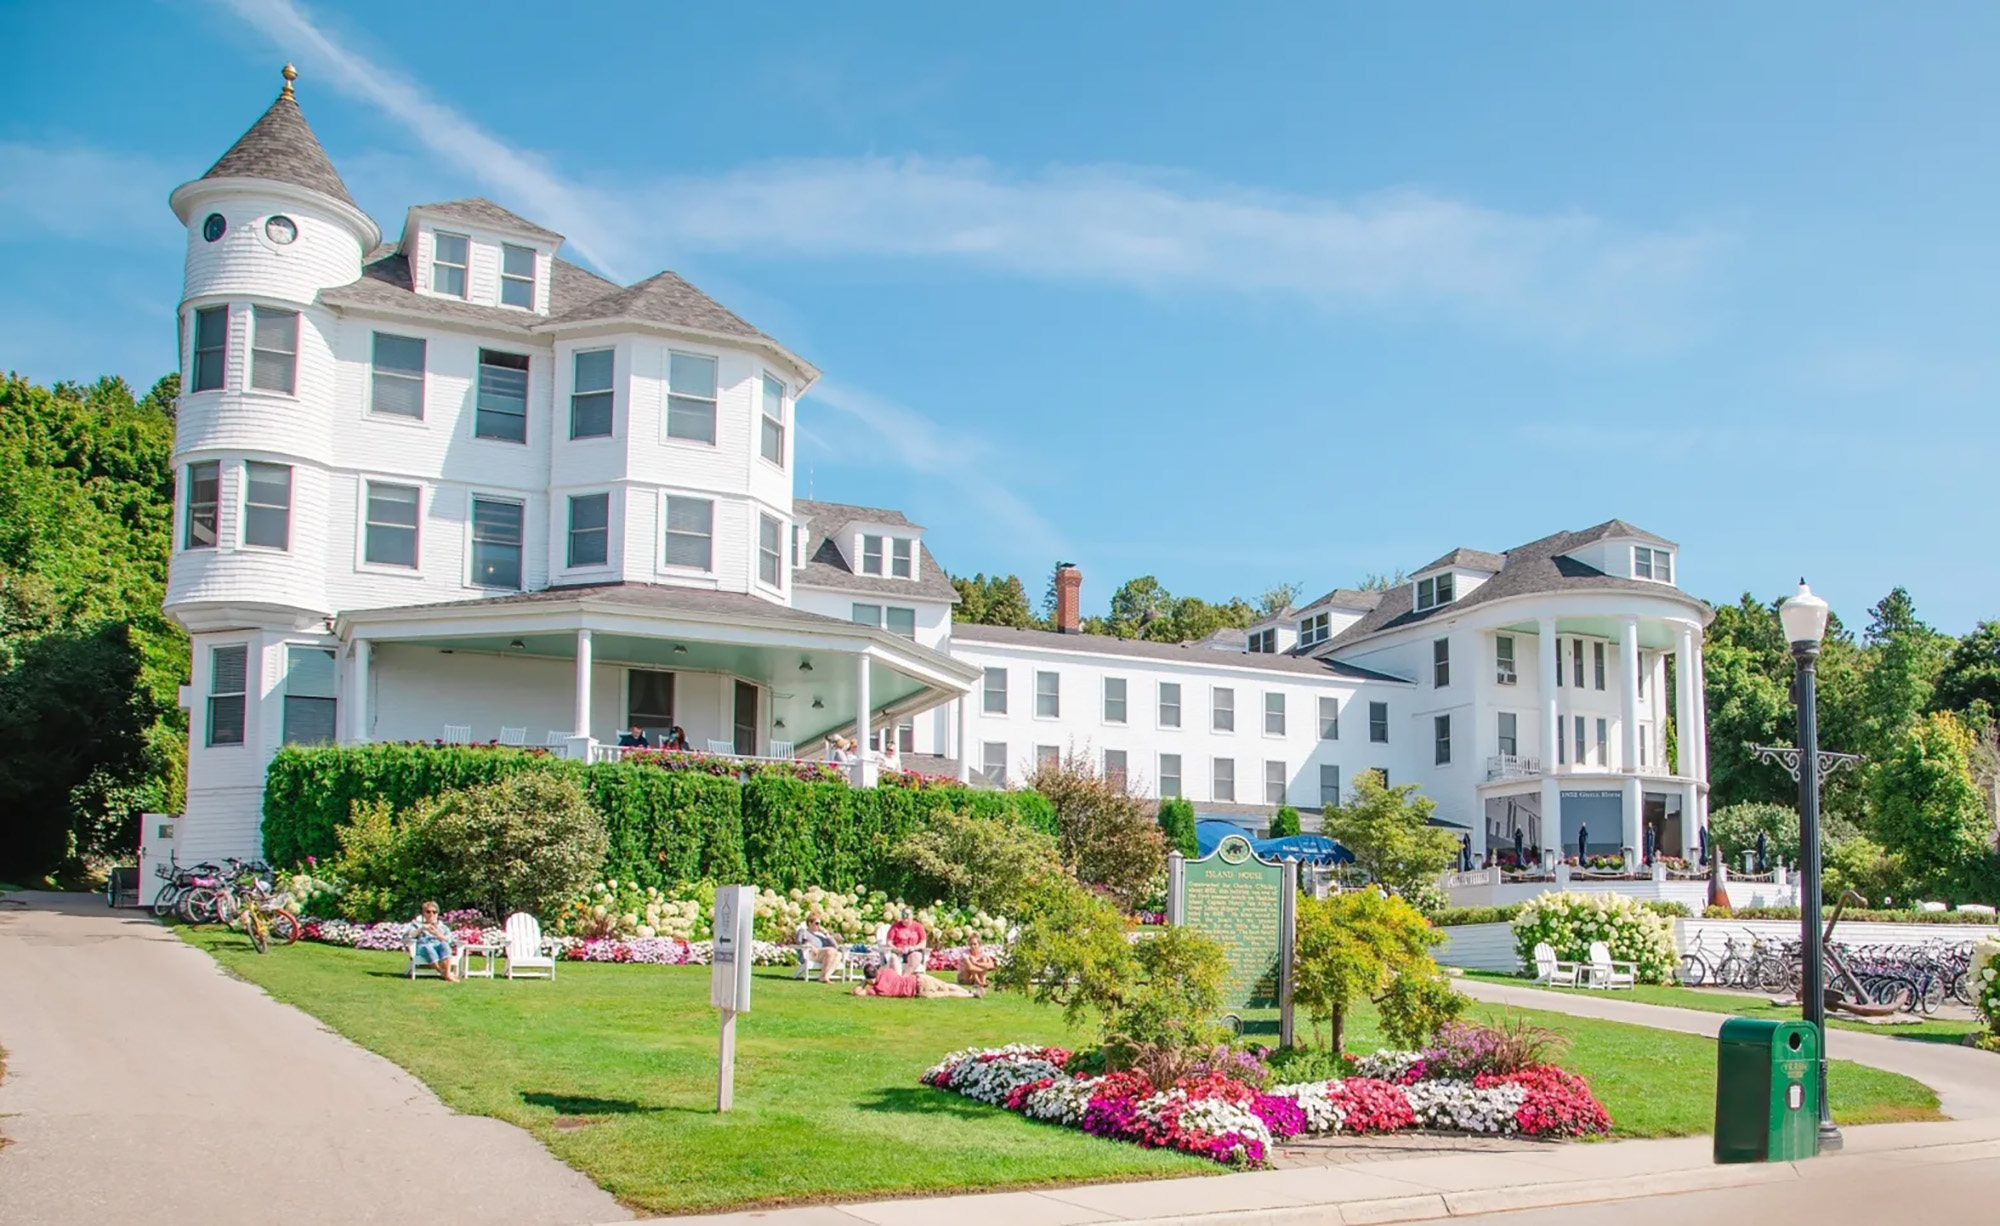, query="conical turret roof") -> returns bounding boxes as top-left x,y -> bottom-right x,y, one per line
200,66 -> 357,209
